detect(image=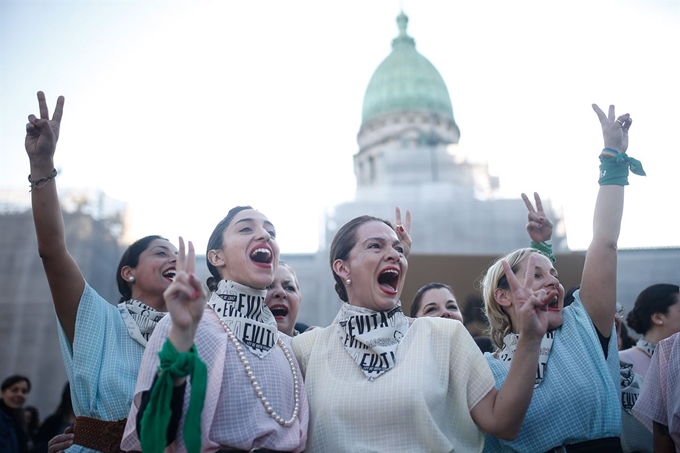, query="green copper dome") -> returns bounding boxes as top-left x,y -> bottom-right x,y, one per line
361,12 -> 454,124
